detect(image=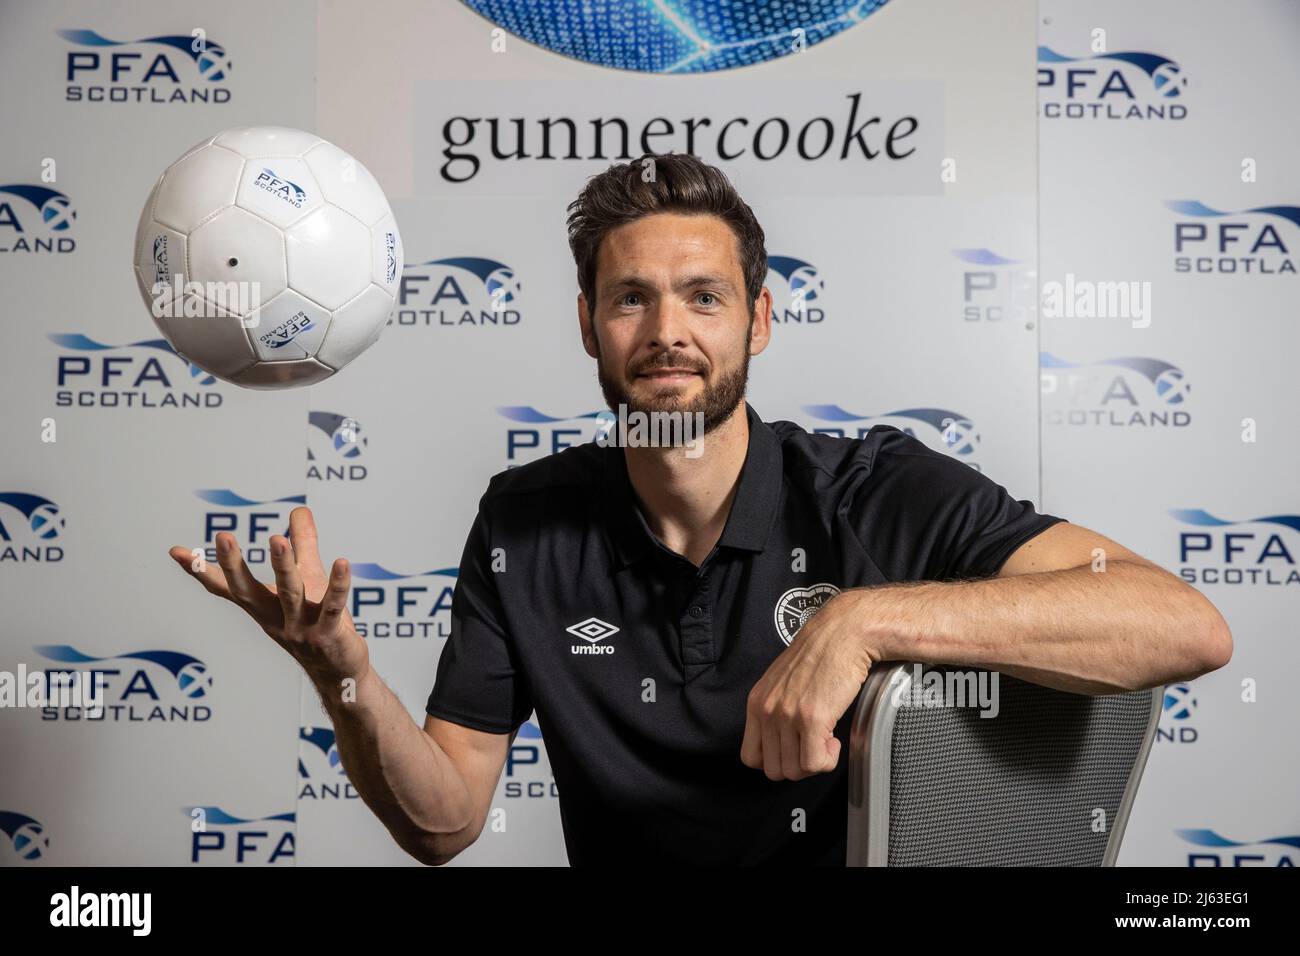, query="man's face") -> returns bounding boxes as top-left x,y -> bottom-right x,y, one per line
579,212 -> 771,436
